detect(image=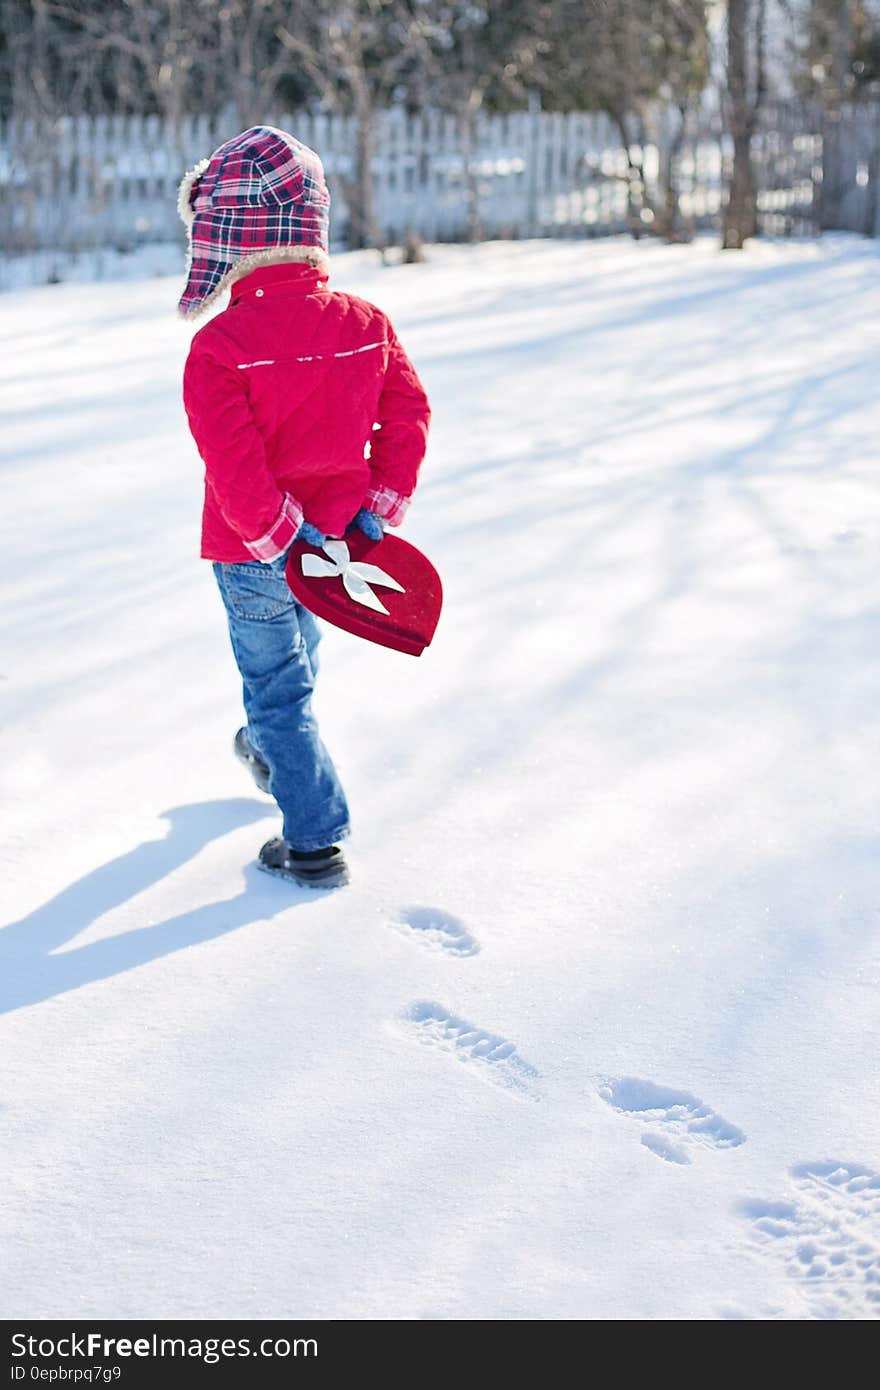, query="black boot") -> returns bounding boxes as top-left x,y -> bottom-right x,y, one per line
234,727 -> 271,794
258,838 -> 350,889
